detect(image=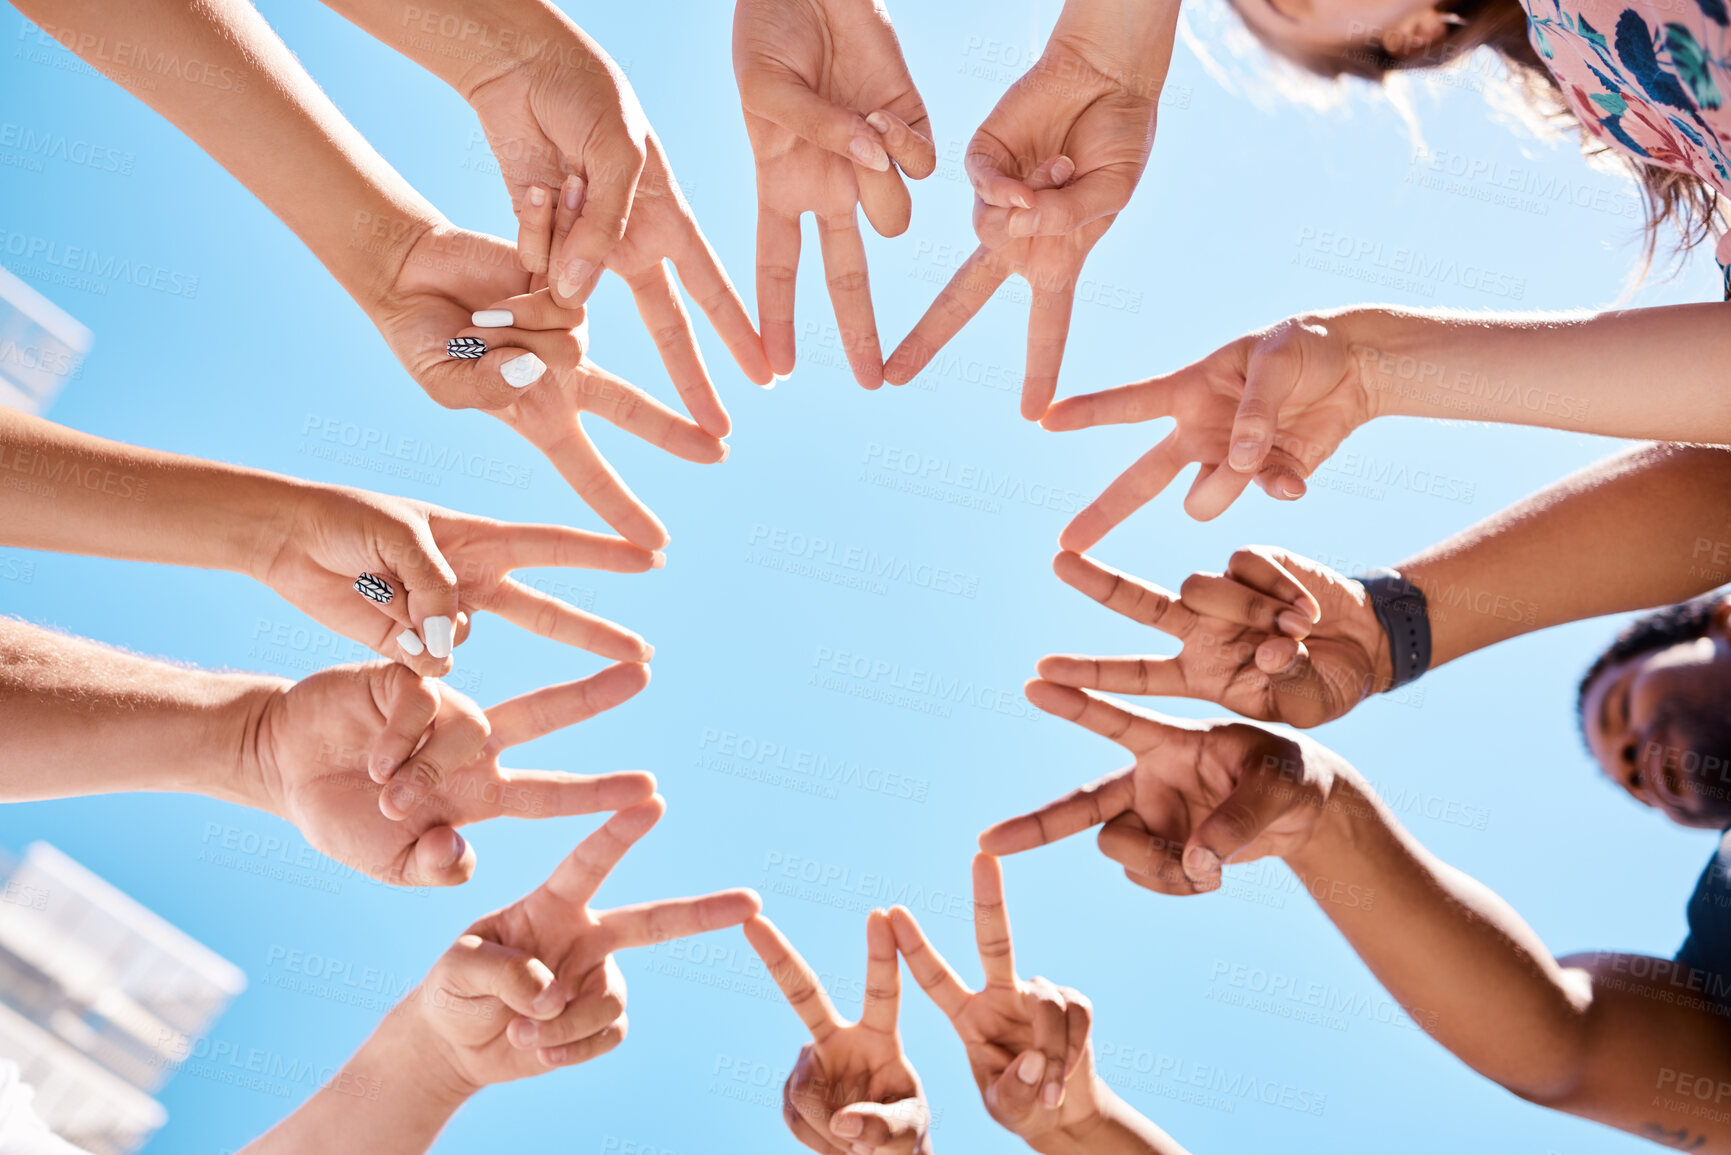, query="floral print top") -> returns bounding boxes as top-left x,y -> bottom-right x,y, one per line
1521,0 -> 1731,295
